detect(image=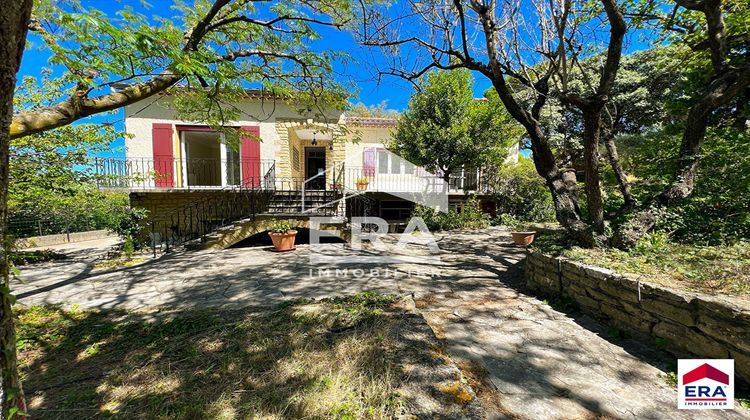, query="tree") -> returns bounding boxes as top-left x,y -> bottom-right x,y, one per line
358,0 -> 749,248
0,2 -> 34,417
539,47 -> 690,216
359,0 -> 626,246
390,69 -> 521,181
8,120 -> 129,238
346,100 -> 400,118
10,74 -> 129,231
0,0 -> 361,416
613,0 -> 750,247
